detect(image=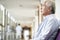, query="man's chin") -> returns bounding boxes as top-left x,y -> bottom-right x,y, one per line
42,14 -> 46,16
42,13 -> 45,15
